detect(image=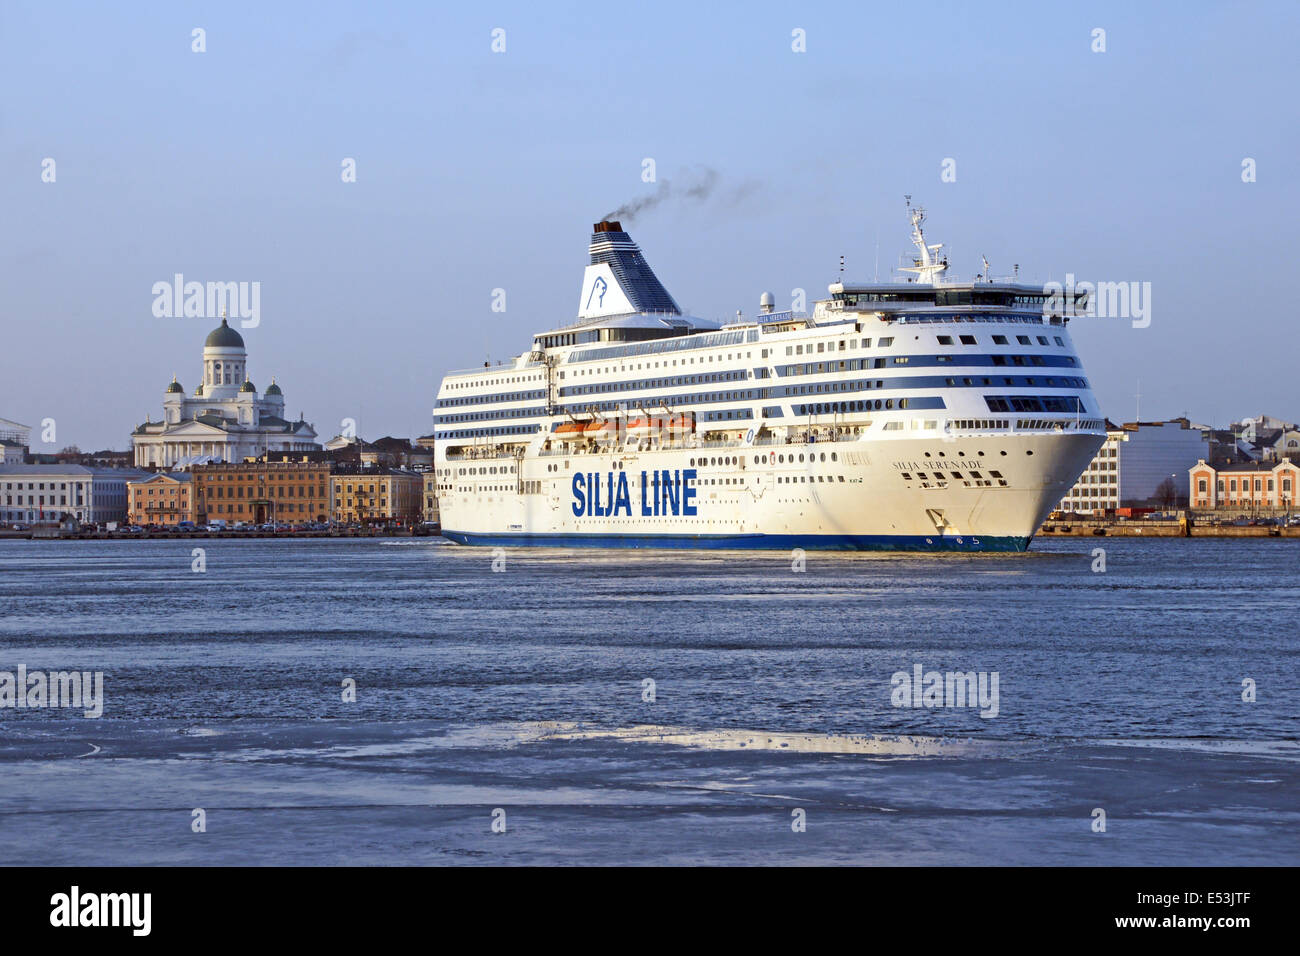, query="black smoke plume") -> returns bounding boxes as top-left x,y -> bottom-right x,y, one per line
602,167 -> 726,224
